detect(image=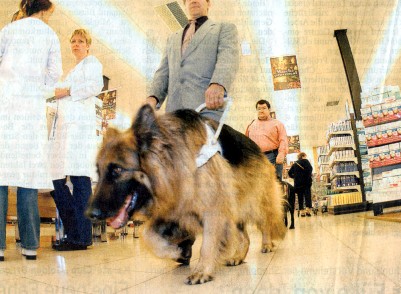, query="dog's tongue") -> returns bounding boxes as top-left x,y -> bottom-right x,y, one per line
108,195 -> 132,229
